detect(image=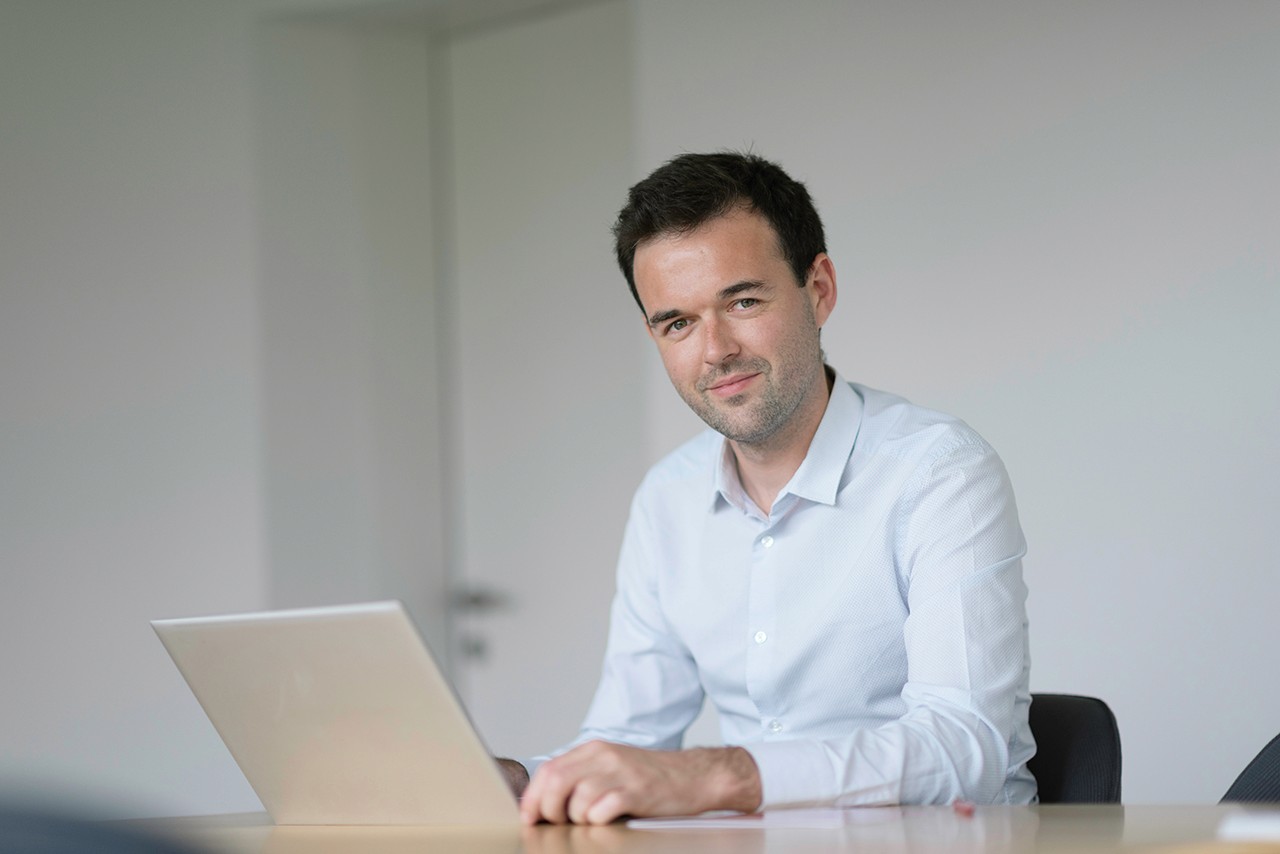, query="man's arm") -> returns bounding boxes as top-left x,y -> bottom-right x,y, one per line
504,481 -> 715,823
519,742 -> 761,825
746,438 -> 1033,808
496,758 -> 530,797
